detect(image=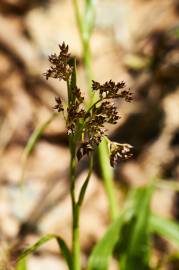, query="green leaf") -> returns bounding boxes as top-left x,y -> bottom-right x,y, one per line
88,211 -> 126,270
116,185 -> 154,270
20,113 -> 57,184
16,258 -> 27,270
150,214 -> 179,247
87,186 -> 154,270
18,234 -> 72,270
78,155 -> 93,206
84,0 -> 96,38
98,139 -> 118,221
